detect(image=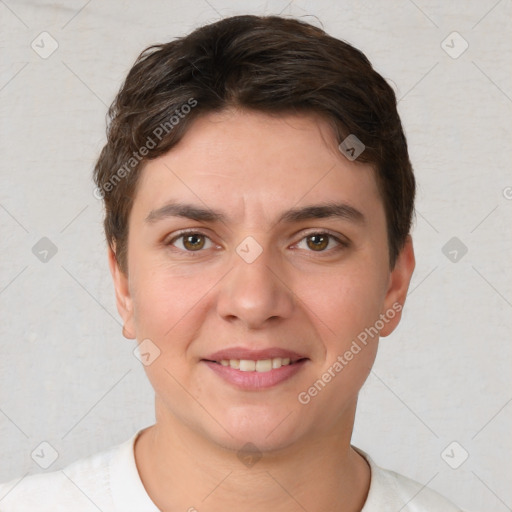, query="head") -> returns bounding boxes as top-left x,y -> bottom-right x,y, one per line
94,15 -> 415,453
